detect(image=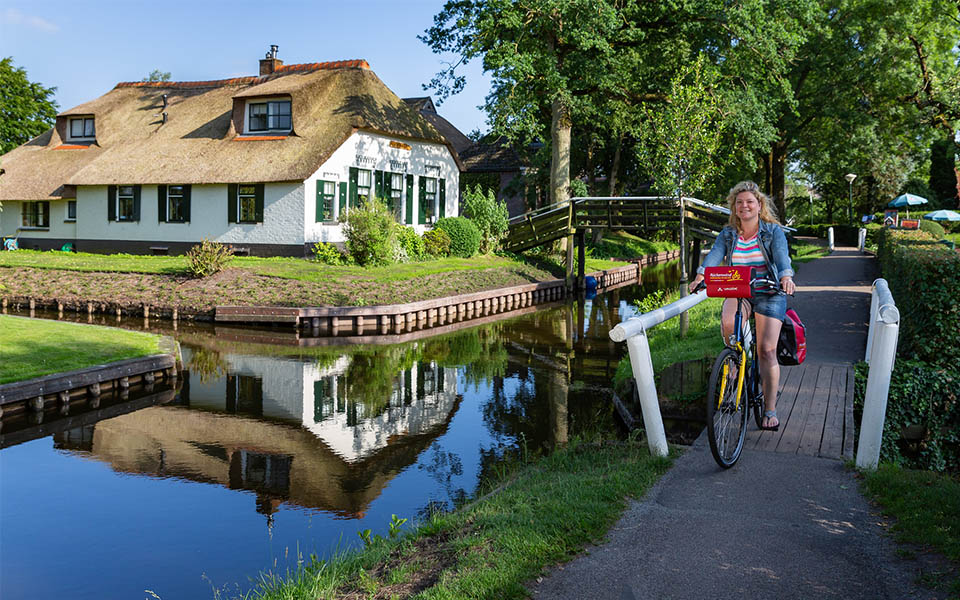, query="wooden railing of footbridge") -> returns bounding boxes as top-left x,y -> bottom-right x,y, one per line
503,196 -> 731,284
